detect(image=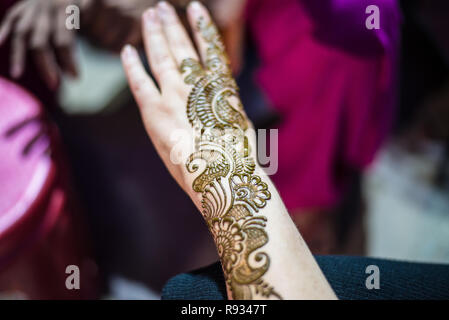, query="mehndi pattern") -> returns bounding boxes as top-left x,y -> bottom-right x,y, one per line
180,17 -> 281,300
